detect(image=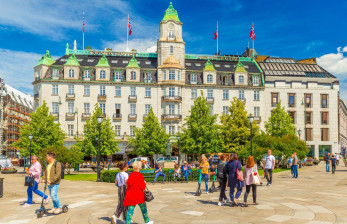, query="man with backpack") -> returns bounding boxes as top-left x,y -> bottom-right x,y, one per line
41,152 -> 63,214
217,155 -> 228,206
